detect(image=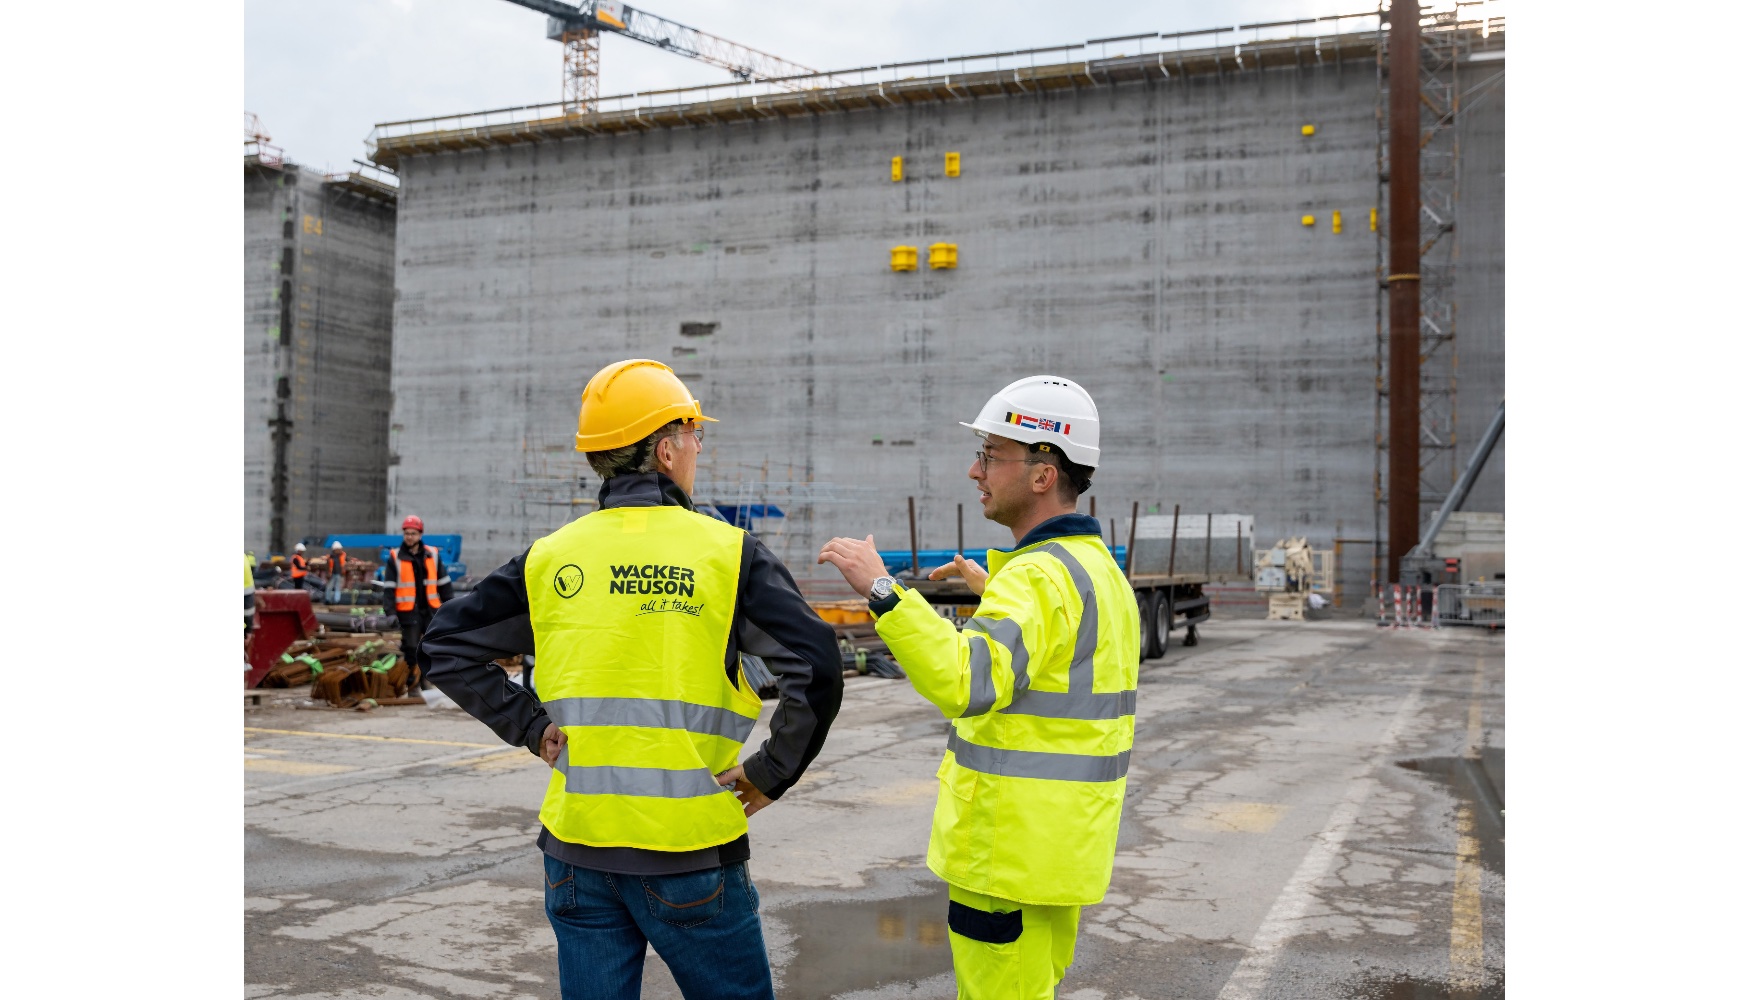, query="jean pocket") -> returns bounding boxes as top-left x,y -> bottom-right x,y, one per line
641,867 -> 727,928
543,854 -> 575,915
